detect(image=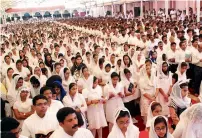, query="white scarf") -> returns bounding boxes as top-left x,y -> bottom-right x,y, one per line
170,80 -> 191,109
149,116 -> 174,138
108,107 -> 139,138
